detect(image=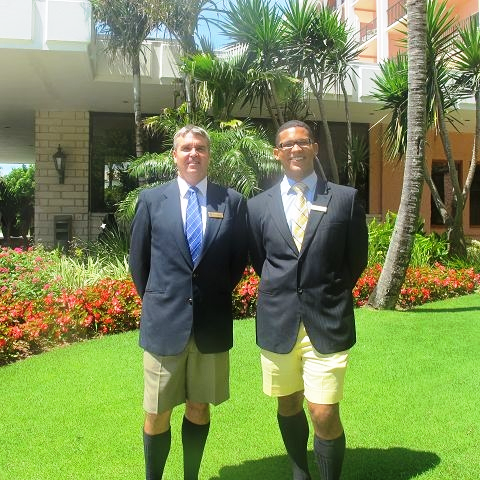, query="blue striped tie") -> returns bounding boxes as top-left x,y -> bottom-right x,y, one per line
185,186 -> 203,265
